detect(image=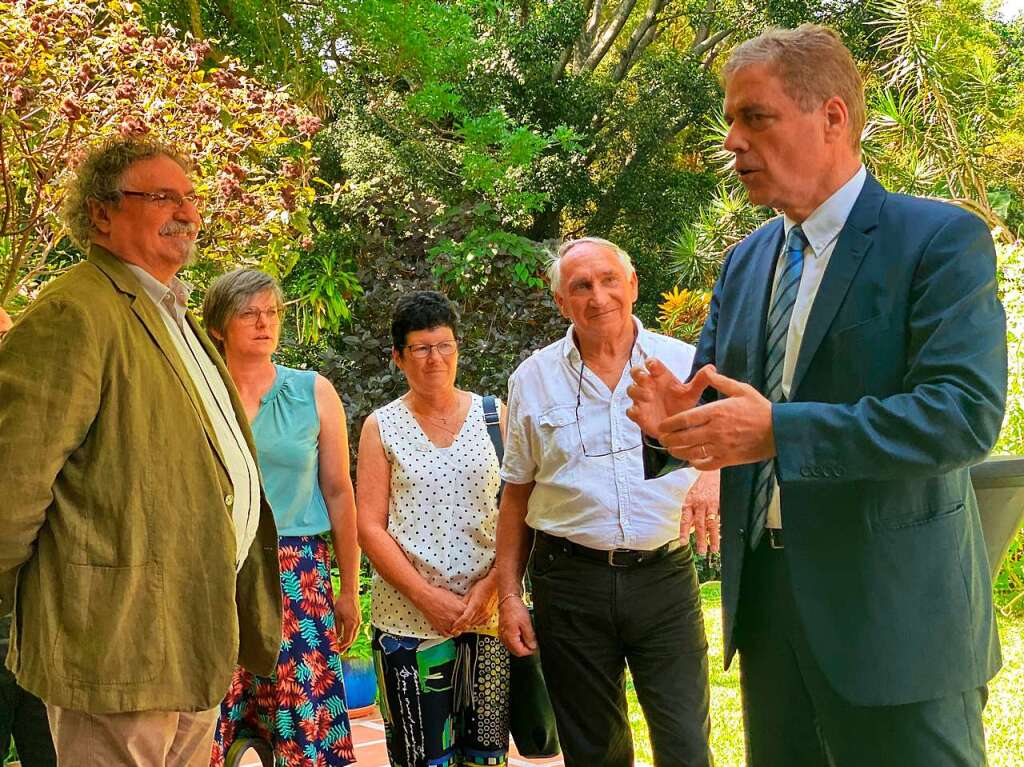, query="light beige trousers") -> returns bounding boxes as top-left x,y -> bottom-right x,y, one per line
44,704 -> 218,767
